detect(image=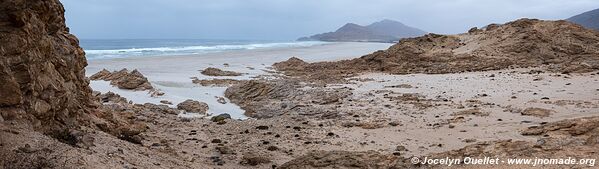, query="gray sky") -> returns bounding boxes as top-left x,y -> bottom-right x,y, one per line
61,0 -> 599,40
